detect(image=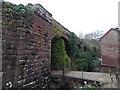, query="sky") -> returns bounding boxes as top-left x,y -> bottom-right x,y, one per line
5,0 -> 120,36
